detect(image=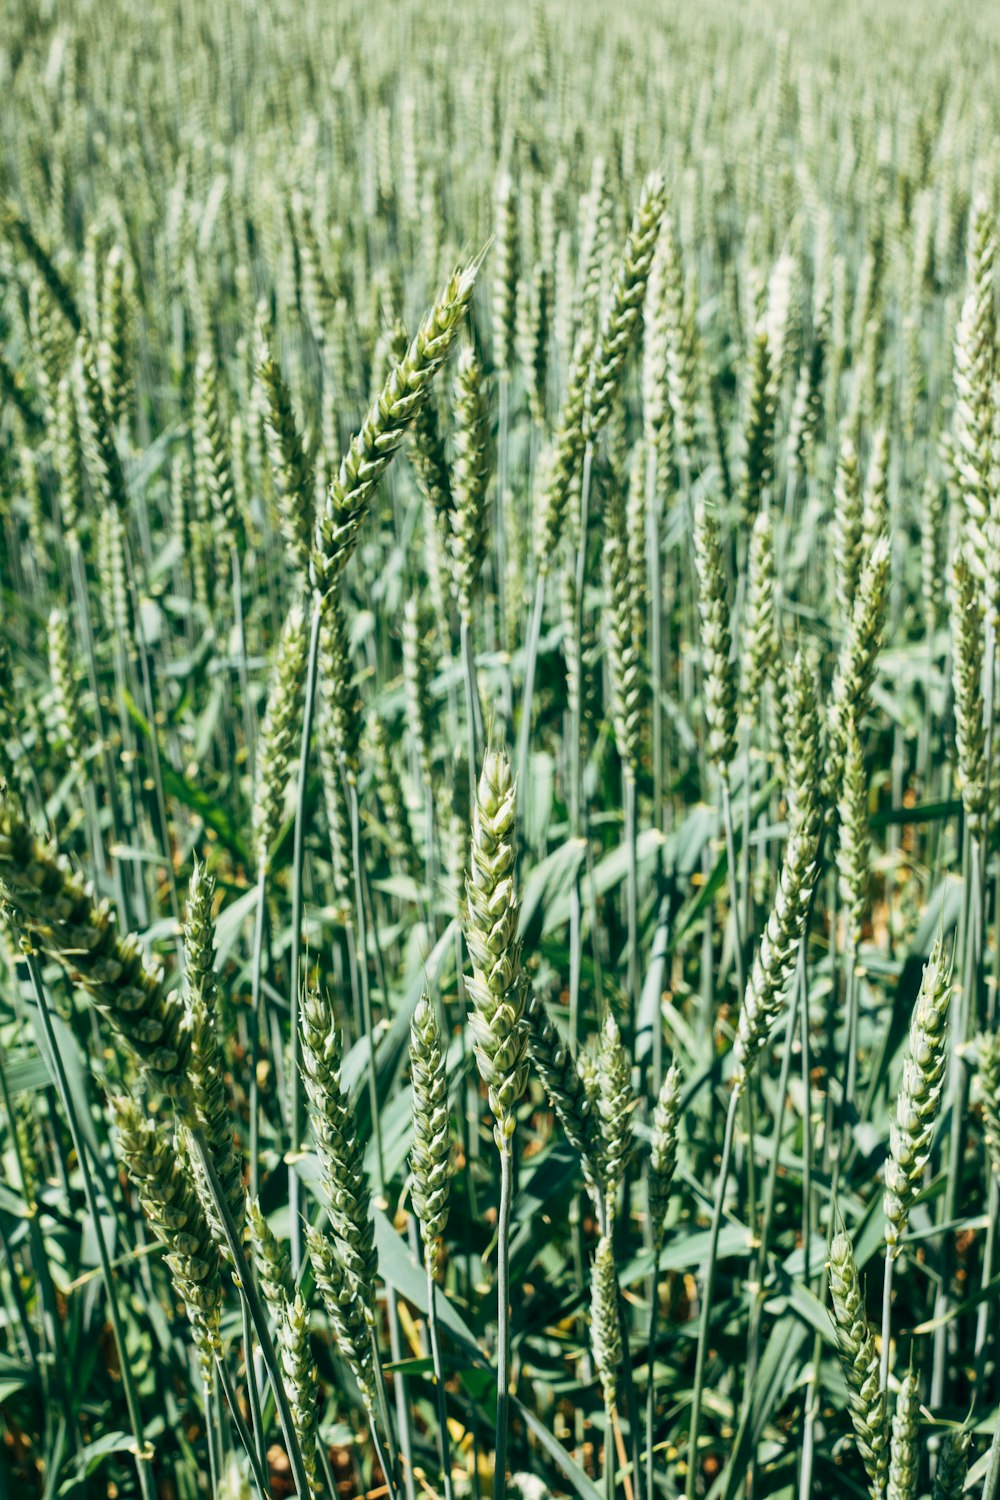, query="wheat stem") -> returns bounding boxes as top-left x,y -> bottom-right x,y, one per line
686,1085 -> 740,1499
288,593 -> 323,1274
189,1131 -> 313,1500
